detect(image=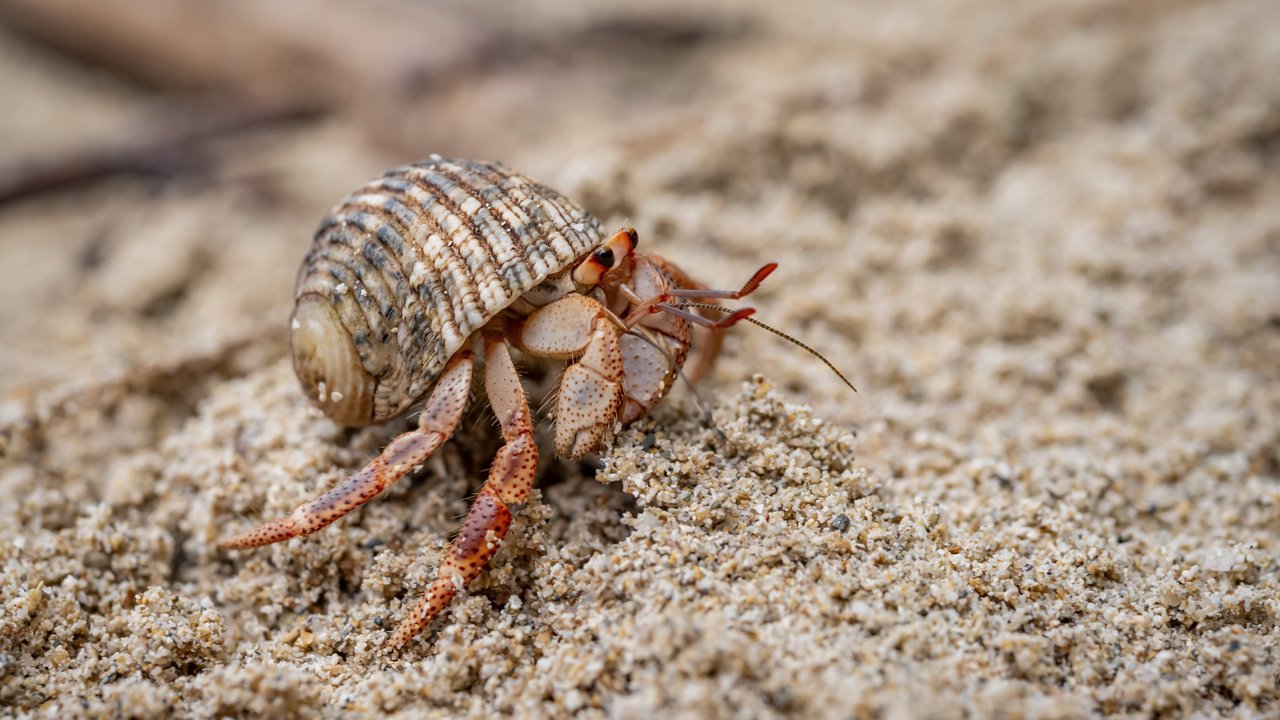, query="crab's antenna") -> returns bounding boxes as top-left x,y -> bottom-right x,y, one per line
674,302 -> 858,394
